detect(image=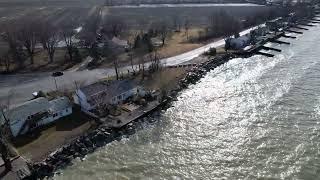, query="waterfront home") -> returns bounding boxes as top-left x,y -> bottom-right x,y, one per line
266,18 -> 284,31
251,26 -> 268,37
105,36 -> 129,52
0,97 -> 72,137
225,35 -> 251,50
97,36 -> 129,53
111,36 -> 128,48
151,37 -> 163,47
74,80 -> 144,112
250,26 -> 268,43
